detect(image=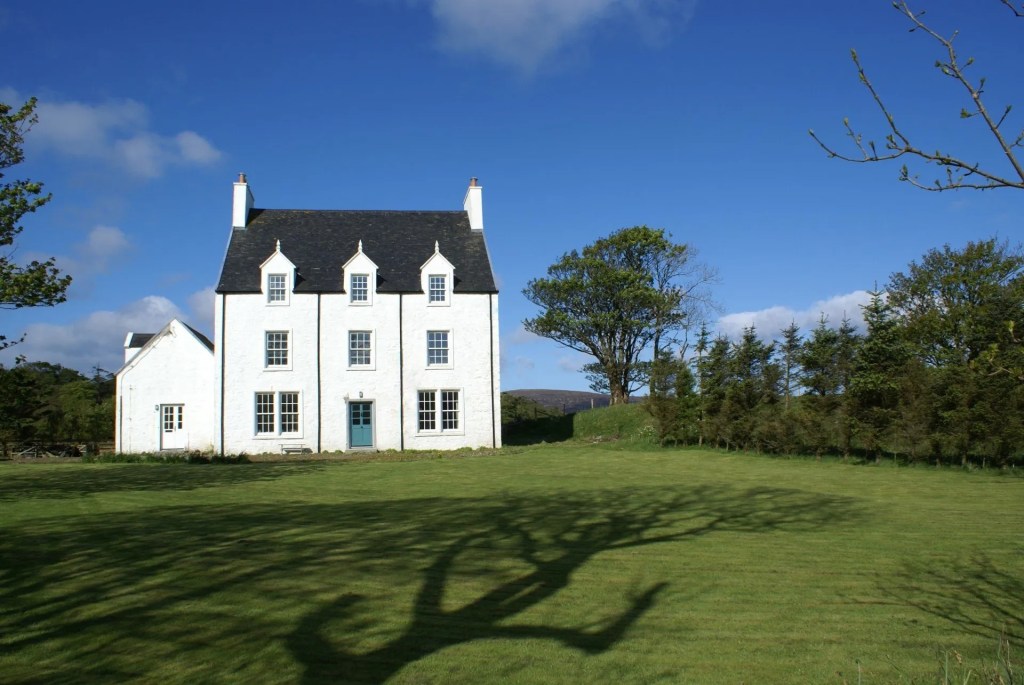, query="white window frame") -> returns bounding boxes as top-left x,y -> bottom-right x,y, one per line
254,391 -> 302,436
265,330 -> 291,370
427,274 -> 449,305
416,389 -> 462,434
267,273 -> 289,305
426,330 -> 451,368
350,273 -> 370,305
348,330 -> 375,369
